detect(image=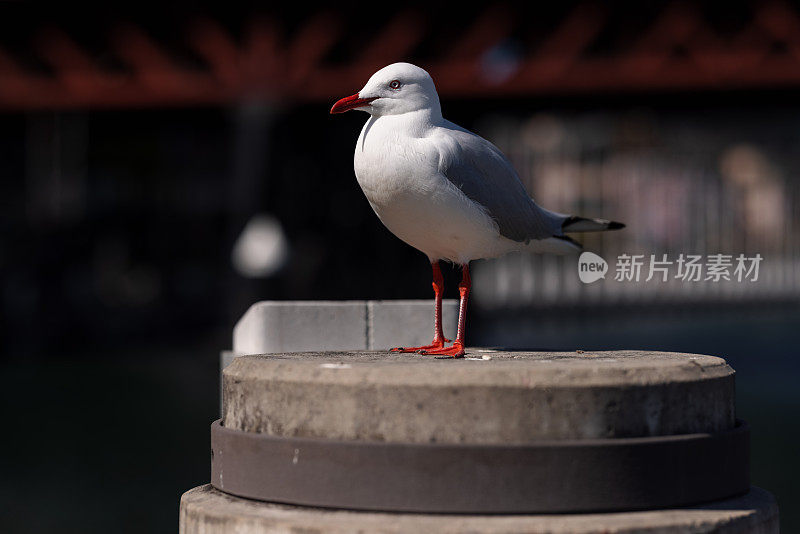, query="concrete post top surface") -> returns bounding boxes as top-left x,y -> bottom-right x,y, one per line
223,350 -> 735,442
180,485 -> 778,534
225,350 -> 732,387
